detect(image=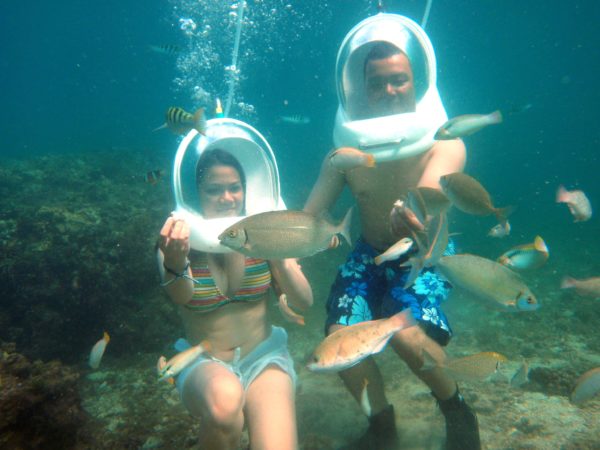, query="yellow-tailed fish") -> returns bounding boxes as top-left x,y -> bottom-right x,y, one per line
488,220 -> 511,238
510,360 -> 529,387
561,276 -> 600,298
89,331 -> 110,369
434,110 -> 503,140
328,147 -> 376,172
157,340 -> 211,382
436,254 -> 539,312
360,379 -> 372,417
556,185 -> 592,222
440,172 -> 513,223
278,294 -> 305,326
497,236 -> 549,271
571,367 -> 600,404
306,310 -> 416,373
219,209 -> 352,259
154,107 -> 207,135
422,349 -> 507,382
374,237 -> 414,265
